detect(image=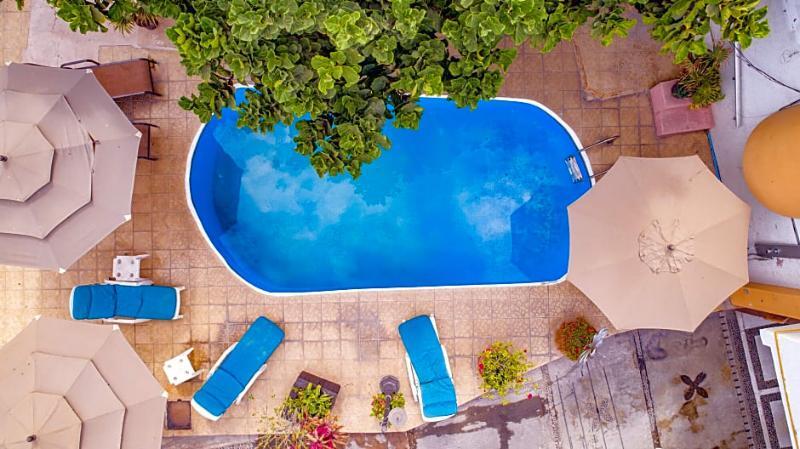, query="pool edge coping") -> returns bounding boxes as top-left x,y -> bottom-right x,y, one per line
184,94 -> 594,297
